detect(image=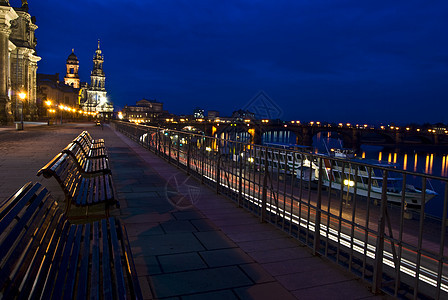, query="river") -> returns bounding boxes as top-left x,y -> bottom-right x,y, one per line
259,130 -> 448,219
